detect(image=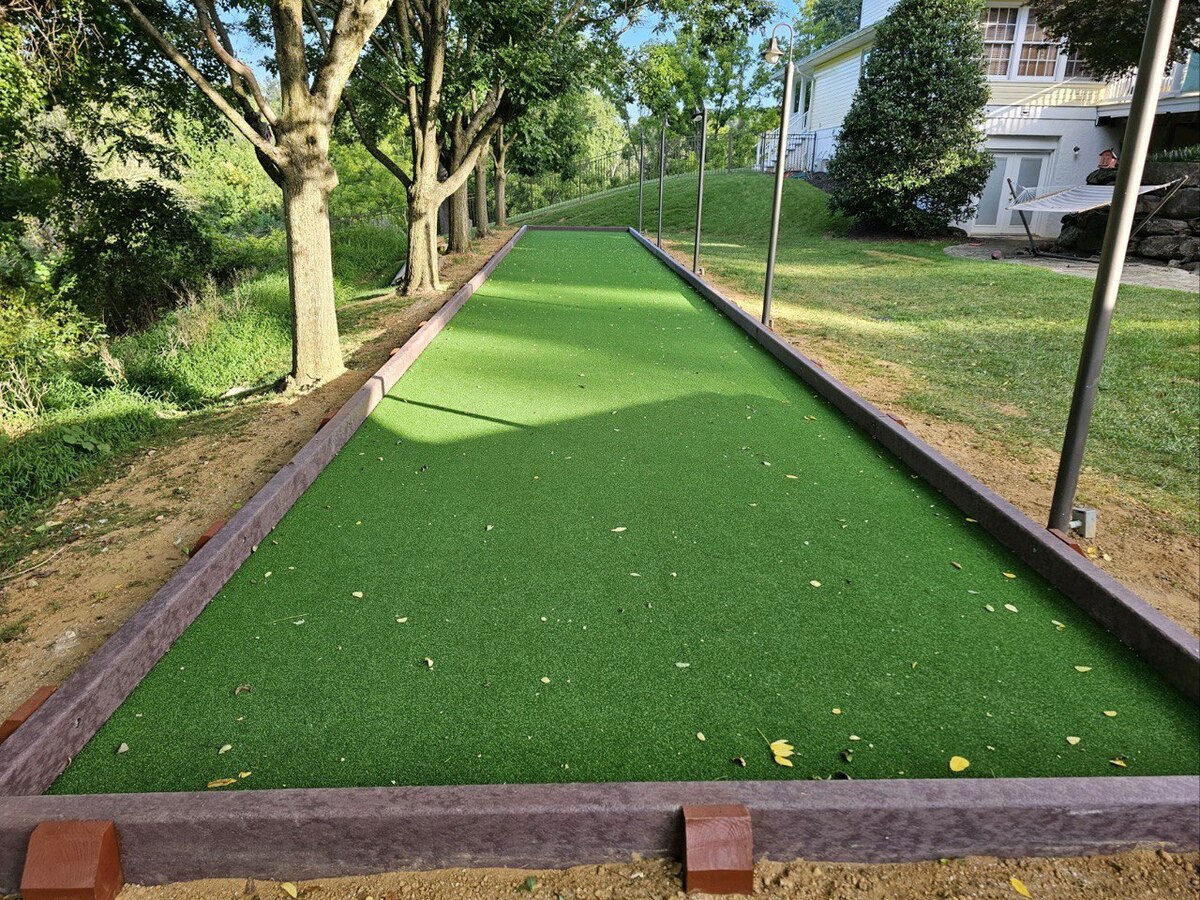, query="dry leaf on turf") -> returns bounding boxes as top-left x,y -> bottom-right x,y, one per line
696,732 -> 706,741
235,684 -> 251,695
732,756 -> 747,767
1066,736 -> 1081,746
424,657 -> 434,668
949,756 -> 970,773
219,744 -> 232,754
1010,875 -> 1032,897
1074,665 -> 1092,673
1110,757 -> 1128,768
1004,603 -> 1019,613
1103,710 -> 1118,718
611,526 -> 627,532
1002,572 -> 1017,579
281,883 -> 299,899
540,676 -> 551,684
116,743 -> 129,754
351,591 -> 363,599
809,580 -> 821,588
207,778 -> 237,788
769,739 -> 795,767
774,754 -> 794,767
